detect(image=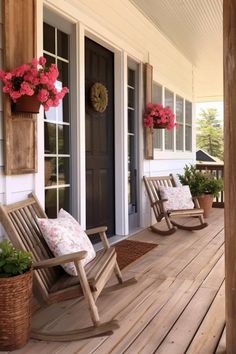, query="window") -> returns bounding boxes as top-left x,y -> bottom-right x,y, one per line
152,82 -> 193,153
176,95 -> 184,151
153,82 -> 163,150
43,22 -> 71,218
185,100 -> 192,151
127,60 -> 139,231
165,89 -> 174,151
